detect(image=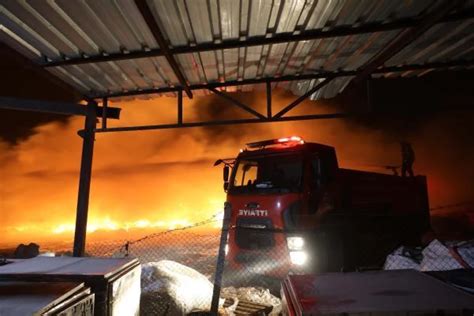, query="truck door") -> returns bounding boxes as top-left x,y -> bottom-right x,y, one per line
308,154 -> 345,272
308,155 -> 322,216
308,154 -> 333,219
